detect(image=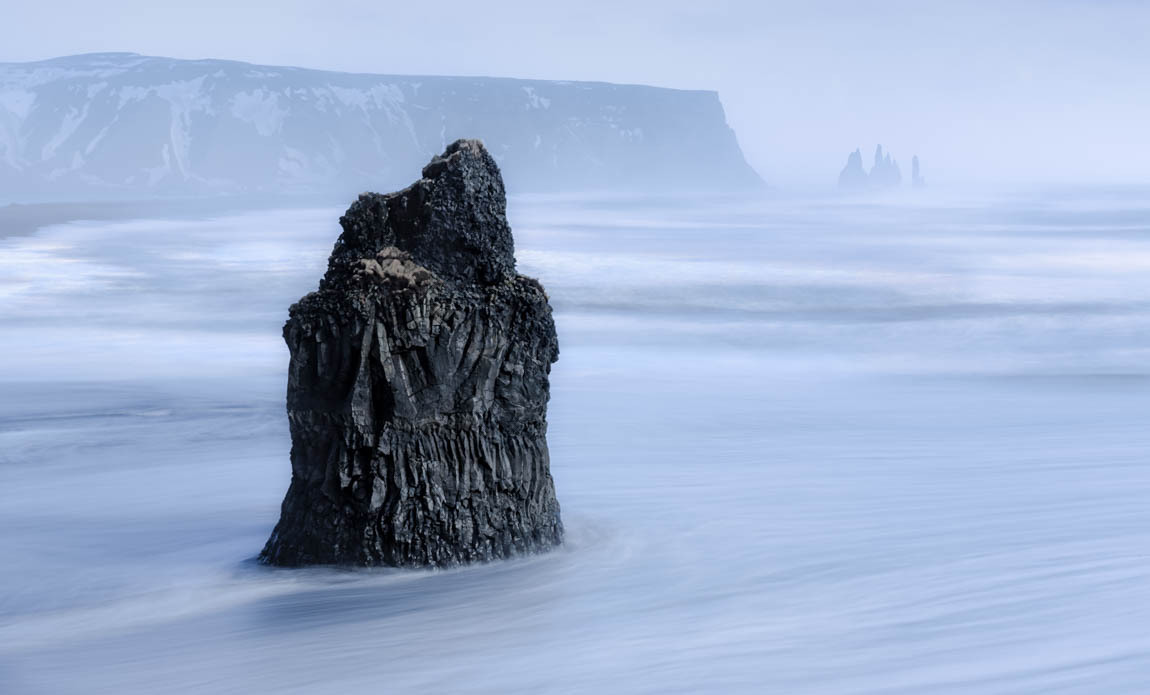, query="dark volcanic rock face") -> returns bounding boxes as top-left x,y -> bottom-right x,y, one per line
260,139 -> 563,567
